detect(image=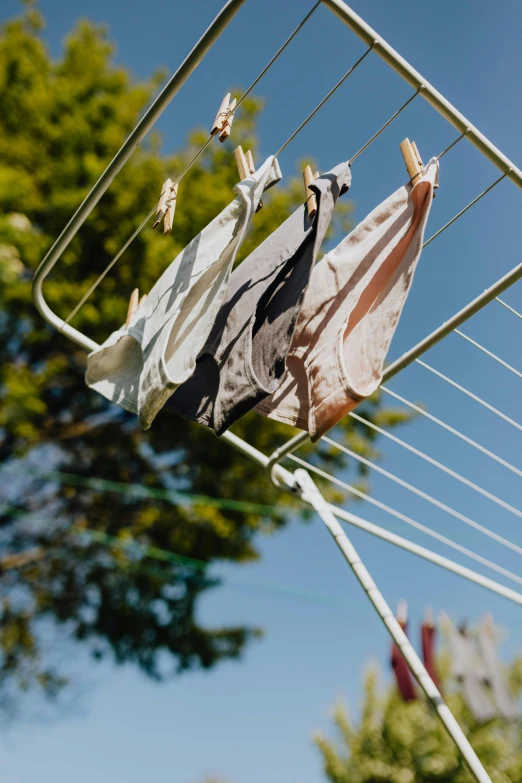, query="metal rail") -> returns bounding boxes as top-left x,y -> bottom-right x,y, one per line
32,0 -> 247,353
323,0 -> 522,189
